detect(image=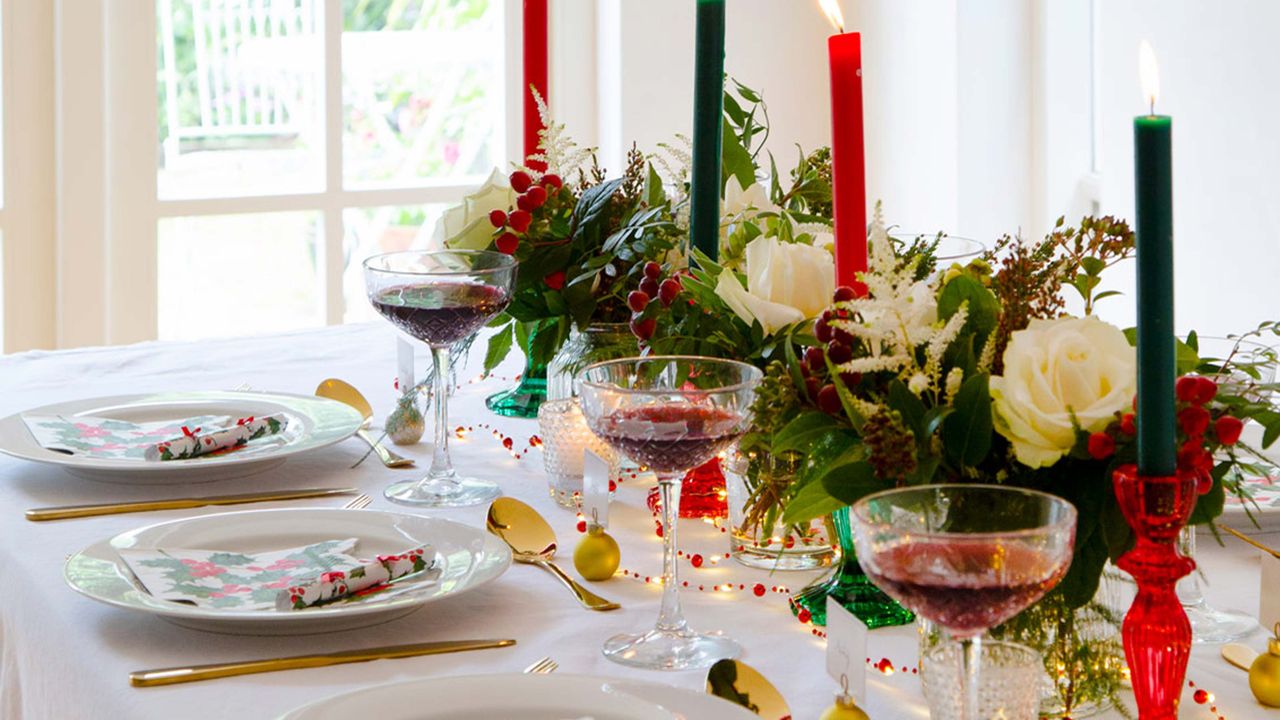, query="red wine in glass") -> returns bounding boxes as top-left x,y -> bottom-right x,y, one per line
595,405 -> 743,473
373,284 -> 509,347
866,540 -> 1069,638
